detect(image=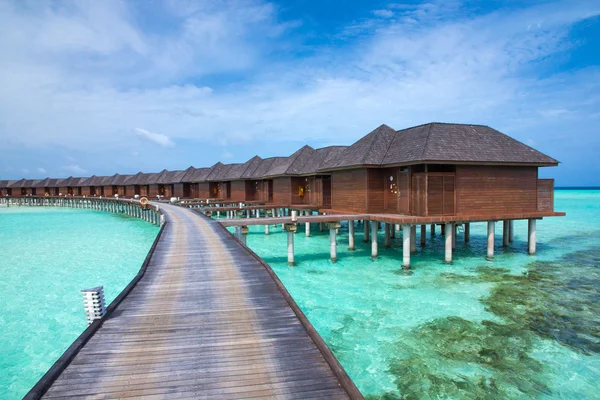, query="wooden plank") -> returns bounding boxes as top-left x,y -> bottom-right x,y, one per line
33,203 -> 360,399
